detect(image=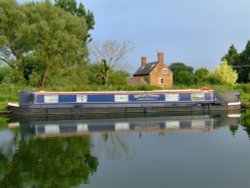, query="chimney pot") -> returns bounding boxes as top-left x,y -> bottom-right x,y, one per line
141,56 -> 147,65
158,52 -> 164,64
